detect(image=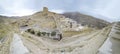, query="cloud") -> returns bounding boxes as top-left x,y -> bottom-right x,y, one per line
0,0 -> 36,16
0,9 -> 35,16
50,9 -> 64,14
0,0 -> 120,22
